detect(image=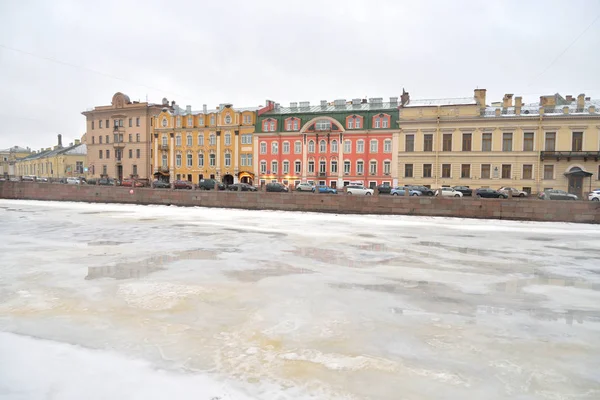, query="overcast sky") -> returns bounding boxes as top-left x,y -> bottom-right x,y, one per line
1,0 -> 599,150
